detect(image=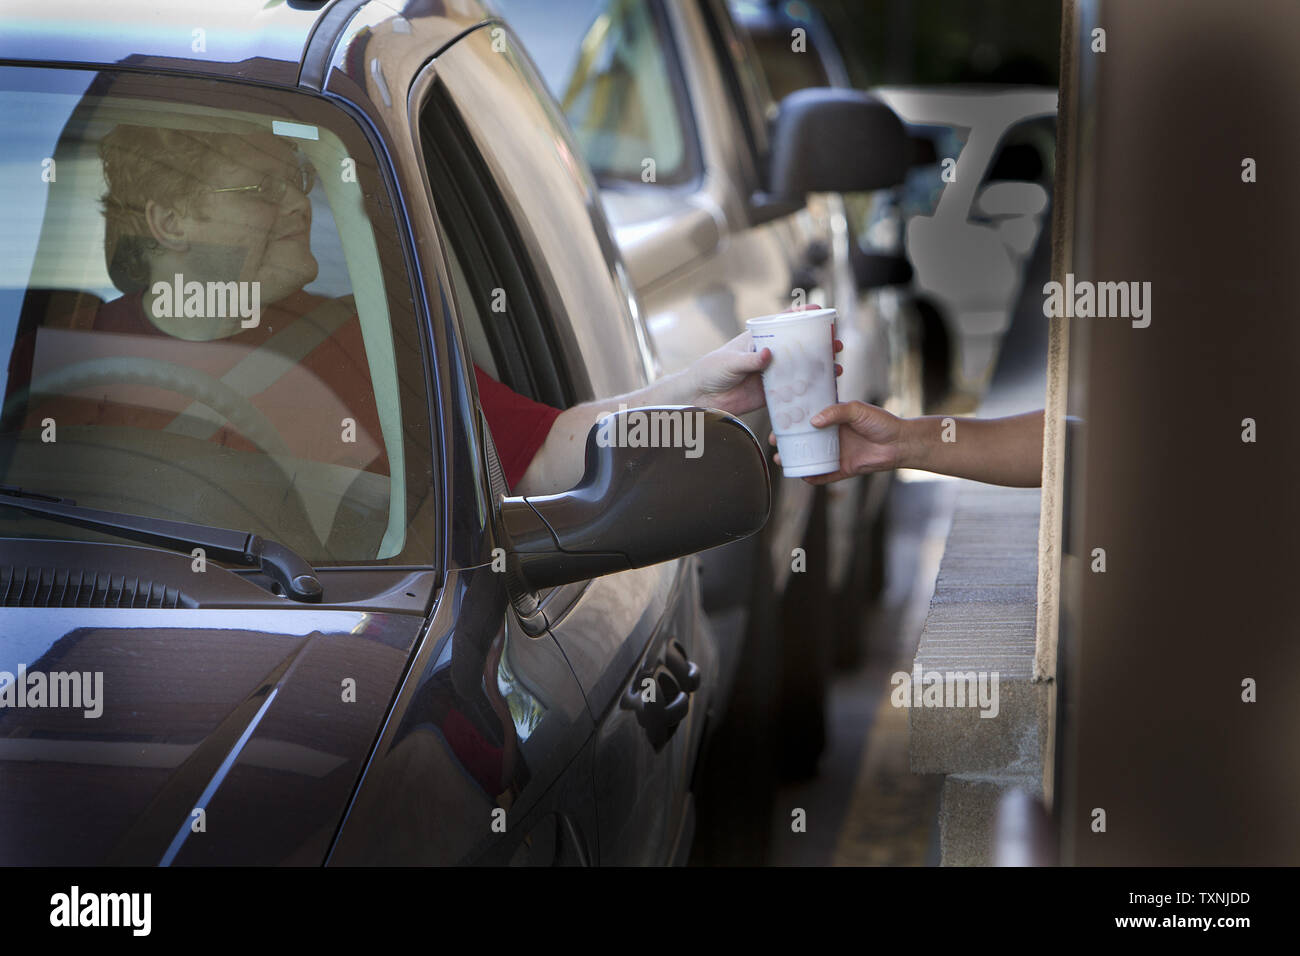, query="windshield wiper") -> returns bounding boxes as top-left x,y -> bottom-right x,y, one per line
0,486 -> 323,602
